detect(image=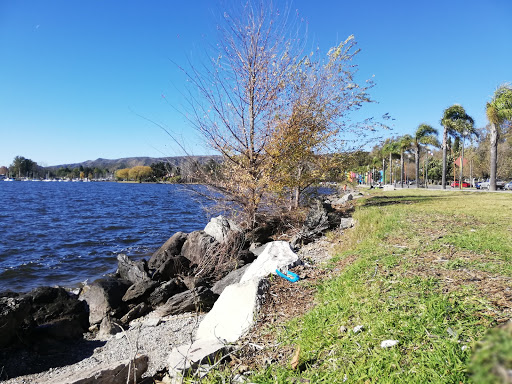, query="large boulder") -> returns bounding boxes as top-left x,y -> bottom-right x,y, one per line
148,231 -> 188,270
153,255 -> 191,281
79,277 -> 131,325
240,241 -> 300,283
154,287 -> 218,317
26,286 -> 89,340
117,254 -> 149,284
181,231 -> 217,266
122,280 -> 159,303
0,296 -> 31,348
211,264 -> 251,296
204,216 -> 240,244
148,279 -> 187,308
196,278 -> 269,343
